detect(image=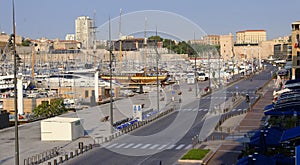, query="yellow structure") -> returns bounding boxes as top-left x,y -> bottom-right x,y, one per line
220,33 -> 234,61
236,30 -> 266,44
